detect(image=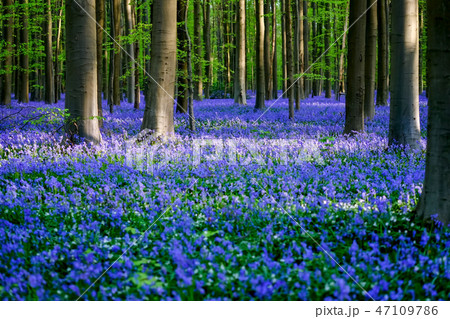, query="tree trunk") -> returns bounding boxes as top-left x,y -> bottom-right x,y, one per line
311,1 -> 319,97
203,0 -> 212,99
44,0 -> 54,104
194,0 -> 203,100
133,3 -> 140,110
298,0 -> 304,101
344,0 -> 366,134
54,2 -> 63,102
338,1 -> 349,97
418,5 -> 424,95
111,0 -> 121,108
264,0 -> 272,100
271,0 -> 278,99
18,0 -> 29,104
141,0 -> 177,136
254,0 -> 265,110
285,0 -> 294,119
293,0 -> 300,109
303,0 -> 309,97
1,0 -> 13,106
281,0 -> 287,94
388,0 -> 420,148
234,0 -> 247,106
96,0 -> 105,126
293,1 -> 298,107
376,0 -> 389,106
184,0 -> 196,131
415,0 -> 450,226
364,0 -> 377,121
65,0 -> 102,144
324,2 -> 331,99
177,0 -> 189,113
124,0 -> 135,105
